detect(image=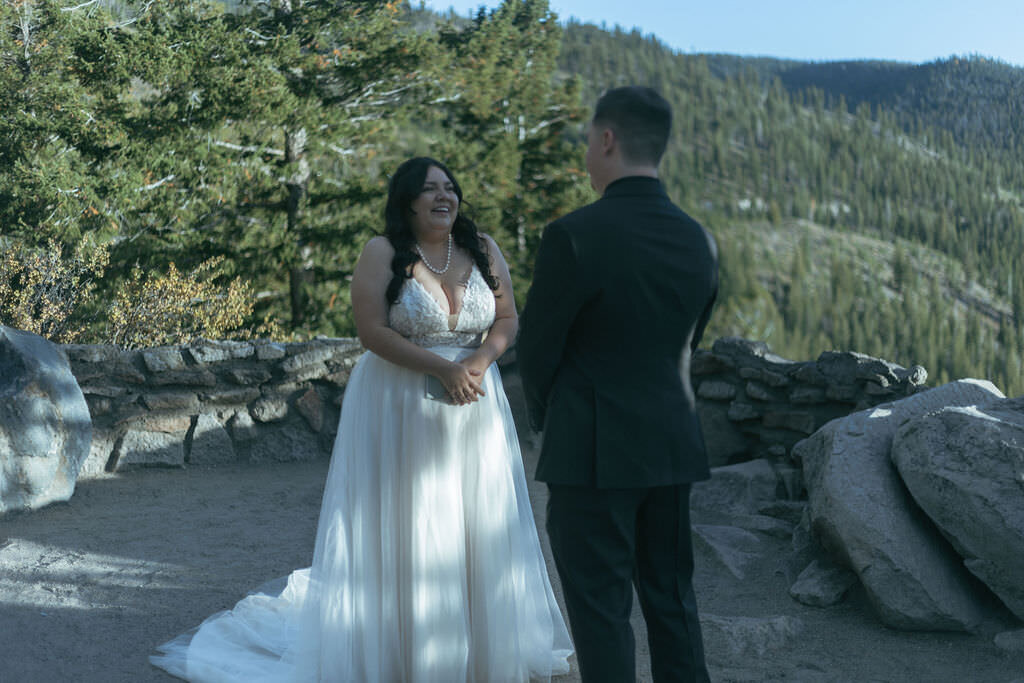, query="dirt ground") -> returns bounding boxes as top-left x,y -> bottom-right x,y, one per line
2,377 -> 1023,682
